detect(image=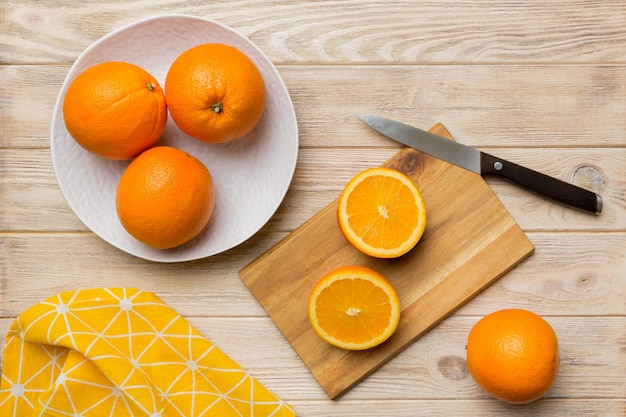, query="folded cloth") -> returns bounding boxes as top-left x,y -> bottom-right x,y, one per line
0,288 -> 295,416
